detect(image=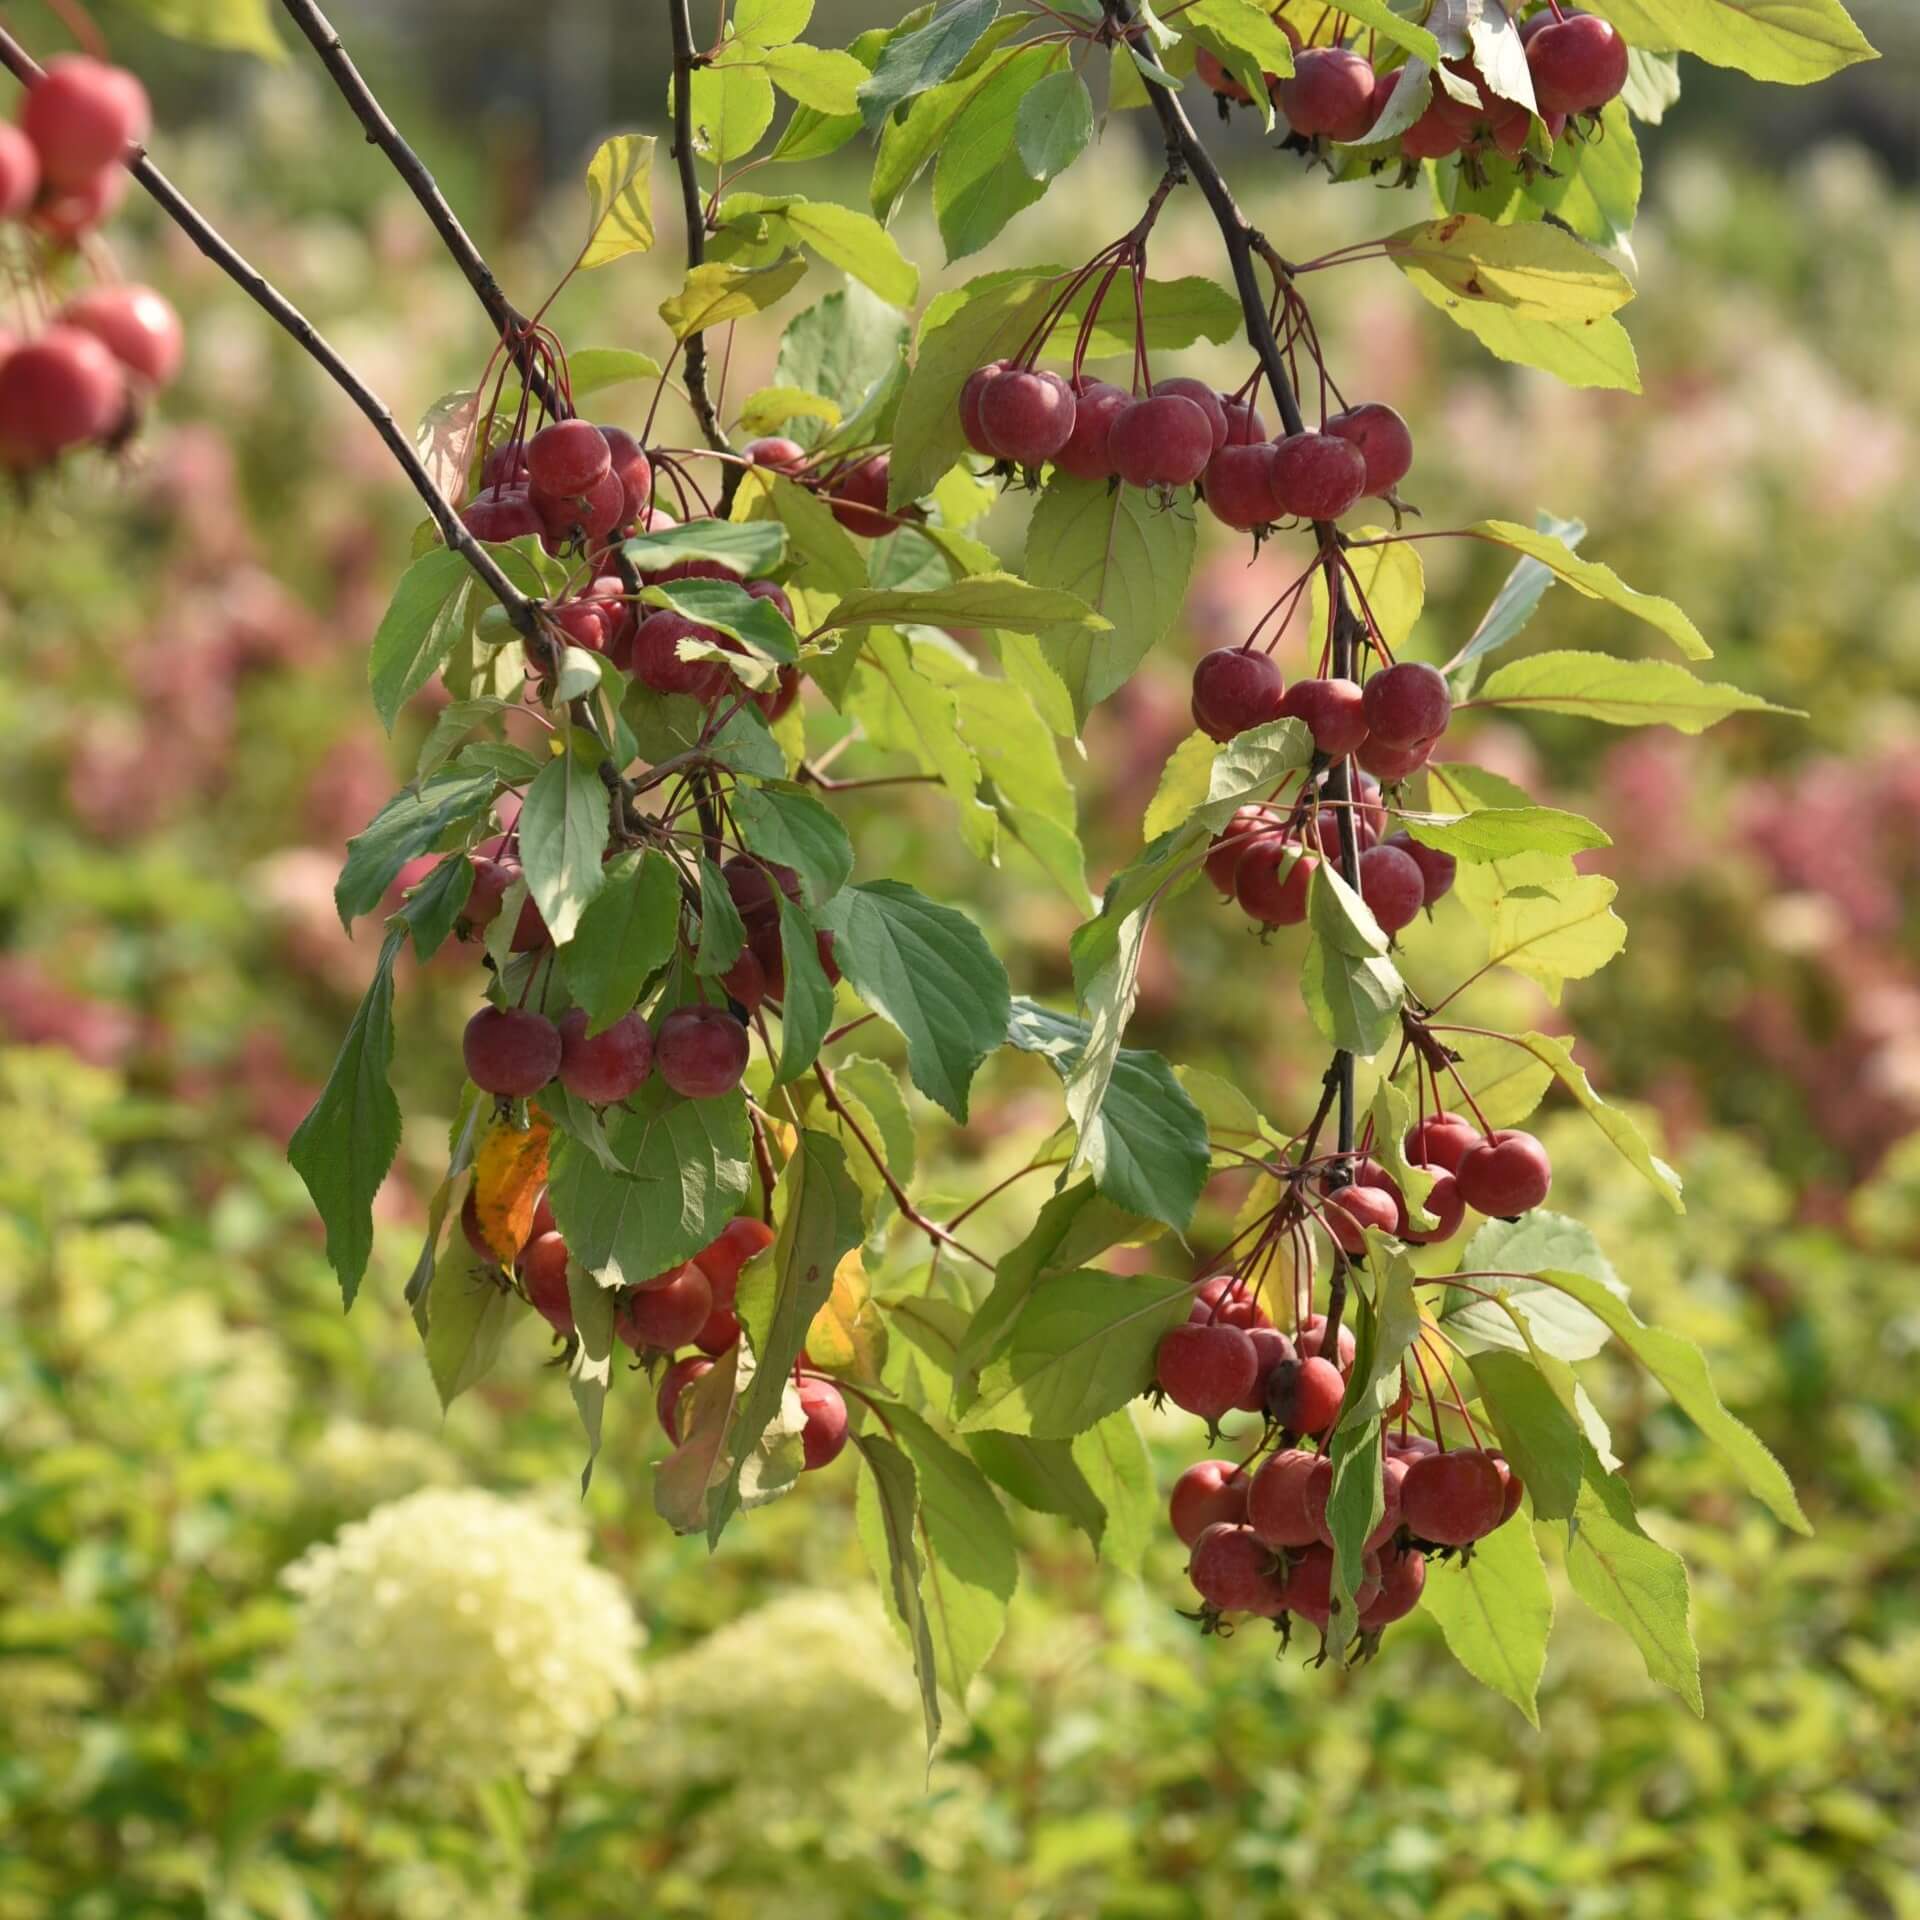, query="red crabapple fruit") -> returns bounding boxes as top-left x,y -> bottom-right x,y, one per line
58,284 -> 183,387
520,1231 -> 575,1334
1055,377 -> 1130,480
1402,96 -> 1470,159
1221,398 -> 1269,445
1359,1545 -> 1427,1629
1280,676 -> 1370,757
797,1375 -> 849,1469
1188,1523 -> 1287,1614
959,360 -> 1010,454
616,1263 -> 714,1353
1454,1128 -> 1553,1215
1527,12 -> 1631,115
1277,47 -> 1378,142
1194,46 -> 1254,103
29,166 -> 128,243
462,1006 -> 561,1098
1359,841 -> 1427,935
1204,805 -> 1284,894
1269,430 -> 1367,520
1404,1112 -> 1479,1174
1190,647 -> 1285,742
1398,1167 -> 1465,1245
1299,1313 -> 1358,1372
1355,733 -> 1433,783
1384,828 -> 1456,905
1400,1448 -> 1507,1545
654,1005 -> 751,1099
1325,403 -> 1413,497
696,1305 -> 741,1355
1361,661 -> 1451,748
527,417 -> 612,496
1170,1460 -> 1251,1545
657,1354 -> 716,1444
630,610 -> 729,700
1280,1543 -> 1381,1626
556,1008 -> 654,1106
0,326 -> 125,460
461,485 -> 543,544
22,54 -> 150,188
1152,377 -> 1230,455
1248,1448 -> 1324,1548
1235,835 -> 1317,926
1238,1325 -> 1297,1412
828,453 -> 893,536
979,368 -> 1076,465
1203,443 -> 1280,530
1109,393 -> 1215,489
1156,1322 -> 1260,1422
744,435 -> 807,473
599,424 -> 653,521
1266,1353 -> 1347,1434
1319,1181 -> 1401,1254
693,1216 -> 776,1308
0,124 -> 40,218
724,855 -> 802,926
